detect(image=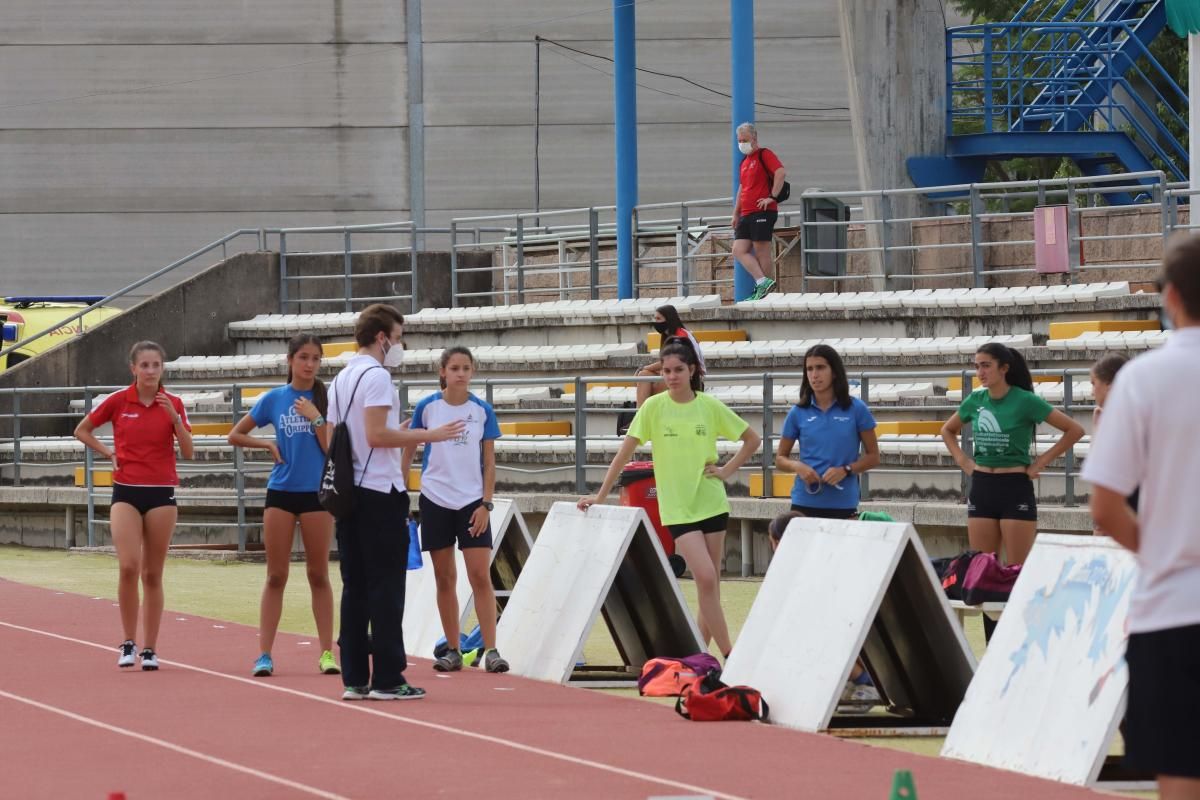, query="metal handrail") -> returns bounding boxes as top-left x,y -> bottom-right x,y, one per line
0,229 -> 262,362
